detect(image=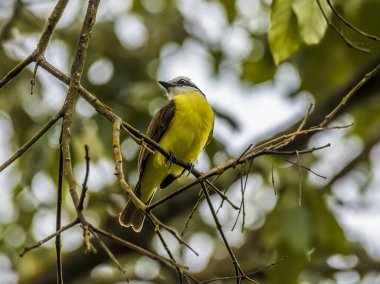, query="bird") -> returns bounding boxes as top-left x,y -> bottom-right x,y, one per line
119,76 -> 214,232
